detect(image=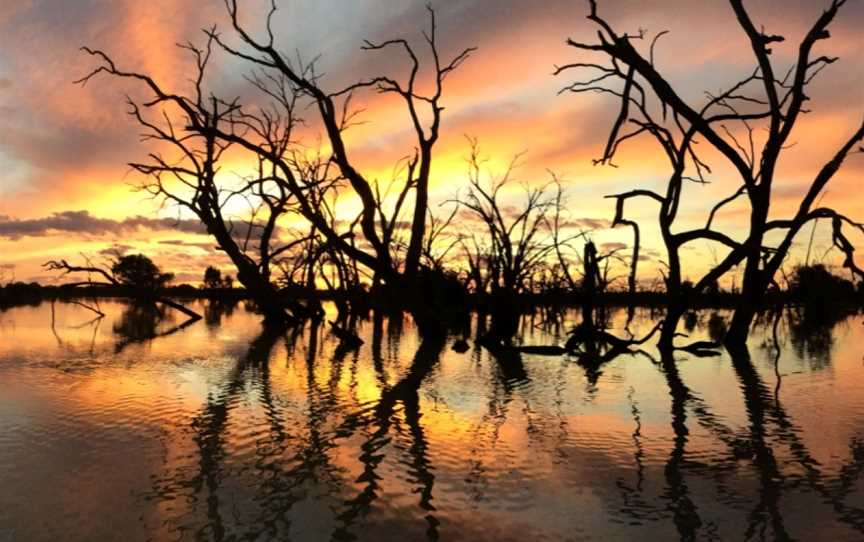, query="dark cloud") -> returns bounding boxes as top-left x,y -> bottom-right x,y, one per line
158,239 -> 217,252
600,241 -> 628,252
637,248 -> 663,262
562,218 -> 612,230
0,211 -> 205,240
454,210 -> 484,225
98,244 -> 135,257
